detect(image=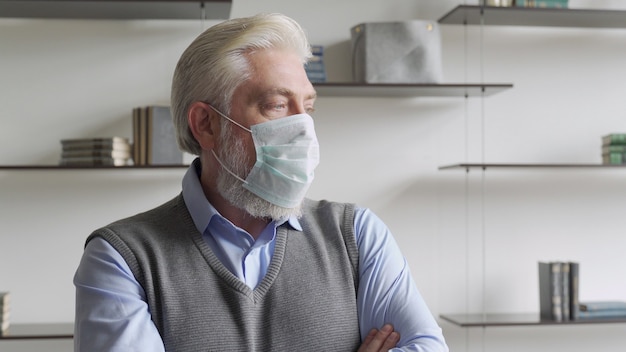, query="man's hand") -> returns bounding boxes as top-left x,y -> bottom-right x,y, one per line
357,324 -> 400,352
